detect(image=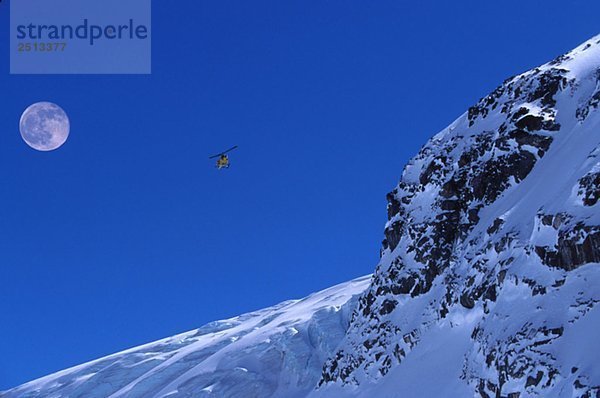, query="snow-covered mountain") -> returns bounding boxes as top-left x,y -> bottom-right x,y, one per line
316,34 -> 600,397
4,35 -> 600,398
0,277 -> 370,398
